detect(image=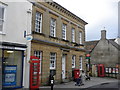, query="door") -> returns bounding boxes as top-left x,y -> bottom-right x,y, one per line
62,54 -> 66,80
